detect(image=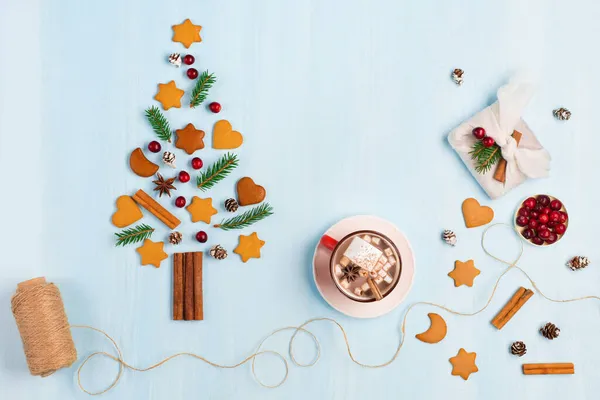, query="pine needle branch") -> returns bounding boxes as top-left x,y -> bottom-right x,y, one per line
145,106 -> 172,142
214,203 -> 274,230
469,141 -> 502,174
190,71 -> 216,108
115,224 -> 155,247
196,153 -> 239,191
